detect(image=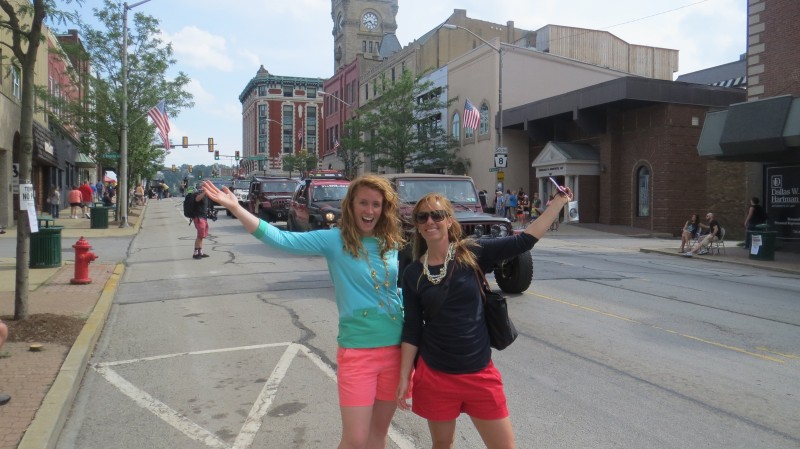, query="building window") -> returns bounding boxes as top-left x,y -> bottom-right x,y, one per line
364,83 -> 369,100
283,85 -> 293,97
307,87 -> 317,98
283,105 -> 294,154
362,41 -> 367,52
369,41 -> 373,53
465,125 -> 474,139
12,65 -> 21,99
258,140 -> 266,153
391,67 -> 395,84
258,104 -> 267,117
637,165 -> 651,217
479,102 -> 489,135
307,106 -> 317,151
452,112 -> 461,140
258,85 -> 267,96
